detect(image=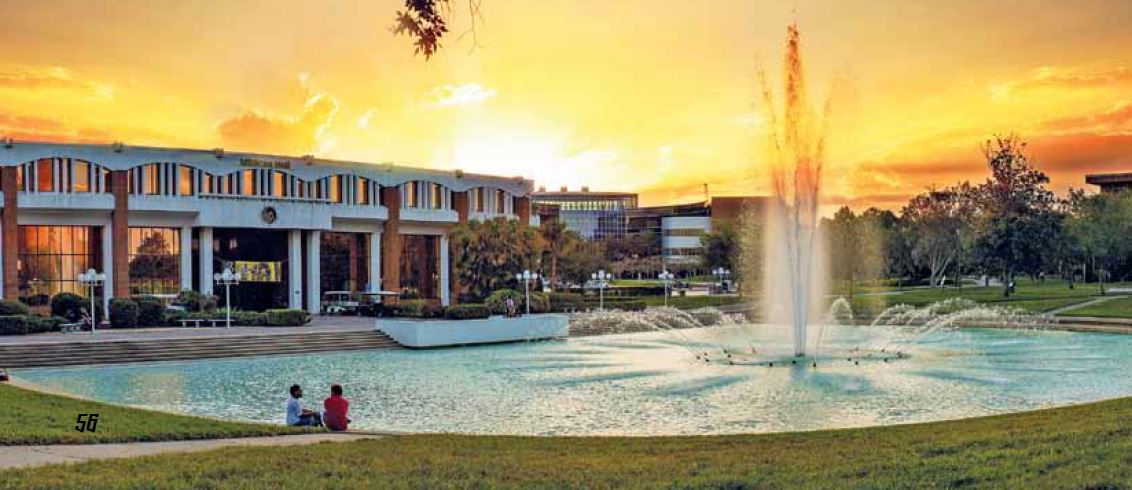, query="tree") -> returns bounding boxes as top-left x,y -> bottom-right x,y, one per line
968,135 -> 1060,297
827,207 -> 862,297
128,231 -> 177,289
449,218 -> 543,300
701,223 -> 739,272
392,0 -> 482,59
558,241 -> 611,285
901,185 -> 973,288
539,220 -> 577,290
1065,189 -> 1132,293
